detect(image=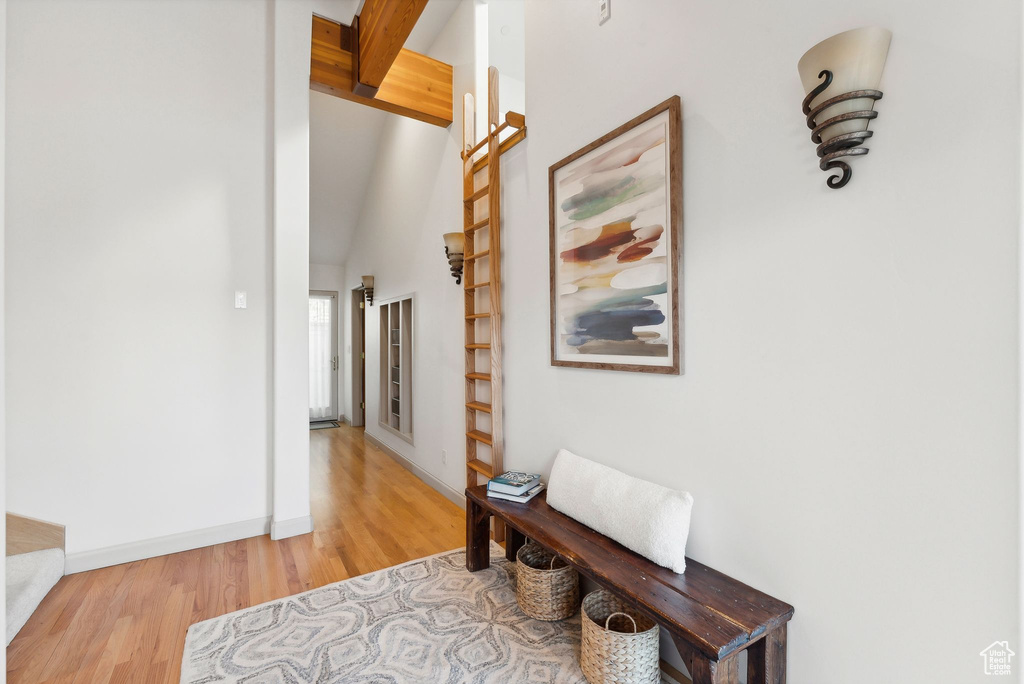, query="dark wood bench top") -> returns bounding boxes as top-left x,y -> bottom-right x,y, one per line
466,485 -> 794,661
